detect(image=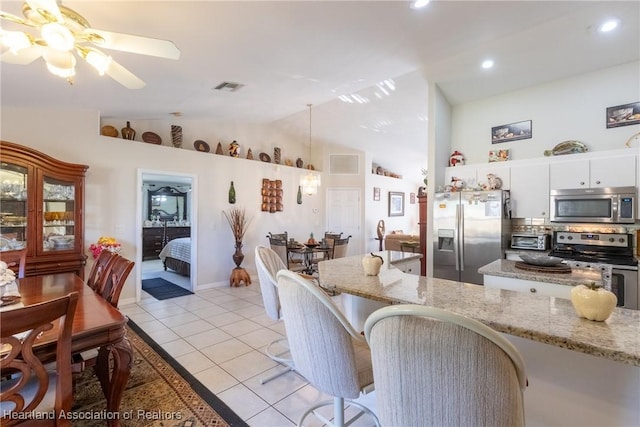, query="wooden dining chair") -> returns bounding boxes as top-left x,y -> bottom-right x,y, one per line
73,255 -> 135,374
0,247 -> 27,278
1,292 -> 79,426
86,249 -> 118,291
95,254 -> 135,308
